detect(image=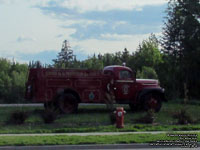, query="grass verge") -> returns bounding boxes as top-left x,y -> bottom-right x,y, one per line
0,124 -> 200,134
0,132 -> 199,146
0,102 -> 200,134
